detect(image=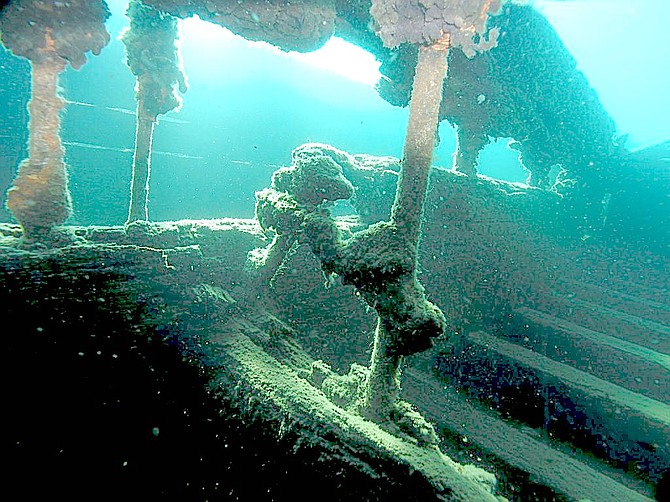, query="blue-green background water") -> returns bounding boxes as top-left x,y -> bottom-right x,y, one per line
0,0 -> 668,225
